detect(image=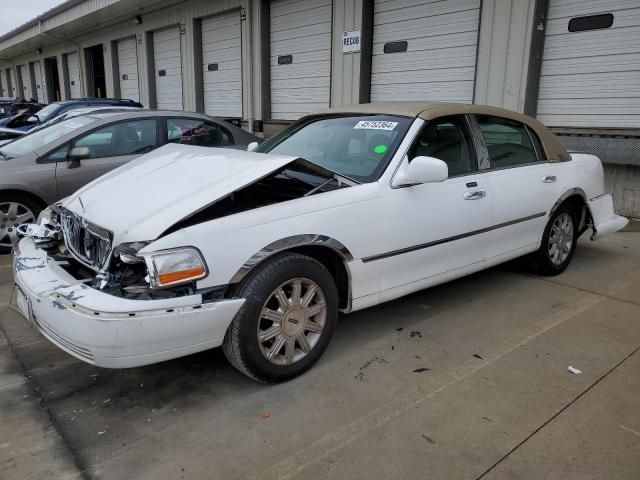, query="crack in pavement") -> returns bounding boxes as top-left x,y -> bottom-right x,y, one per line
474,346 -> 640,479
